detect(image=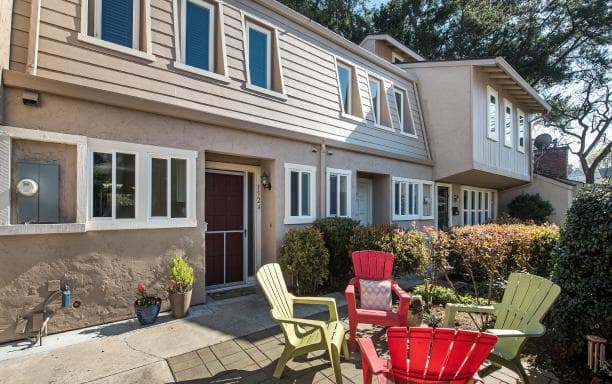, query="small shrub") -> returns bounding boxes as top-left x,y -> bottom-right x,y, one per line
508,193 -> 554,224
412,284 -> 480,306
549,183 -> 612,360
380,230 -> 429,276
280,226 -> 330,295
313,217 -> 359,283
348,224 -> 395,253
167,252 -> 194,294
